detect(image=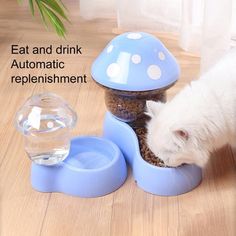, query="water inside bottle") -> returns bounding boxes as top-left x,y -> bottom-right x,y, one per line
22,114 -> 70,165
